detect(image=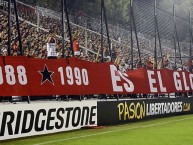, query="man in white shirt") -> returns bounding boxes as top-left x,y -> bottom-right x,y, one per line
47,31 -> 57,59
